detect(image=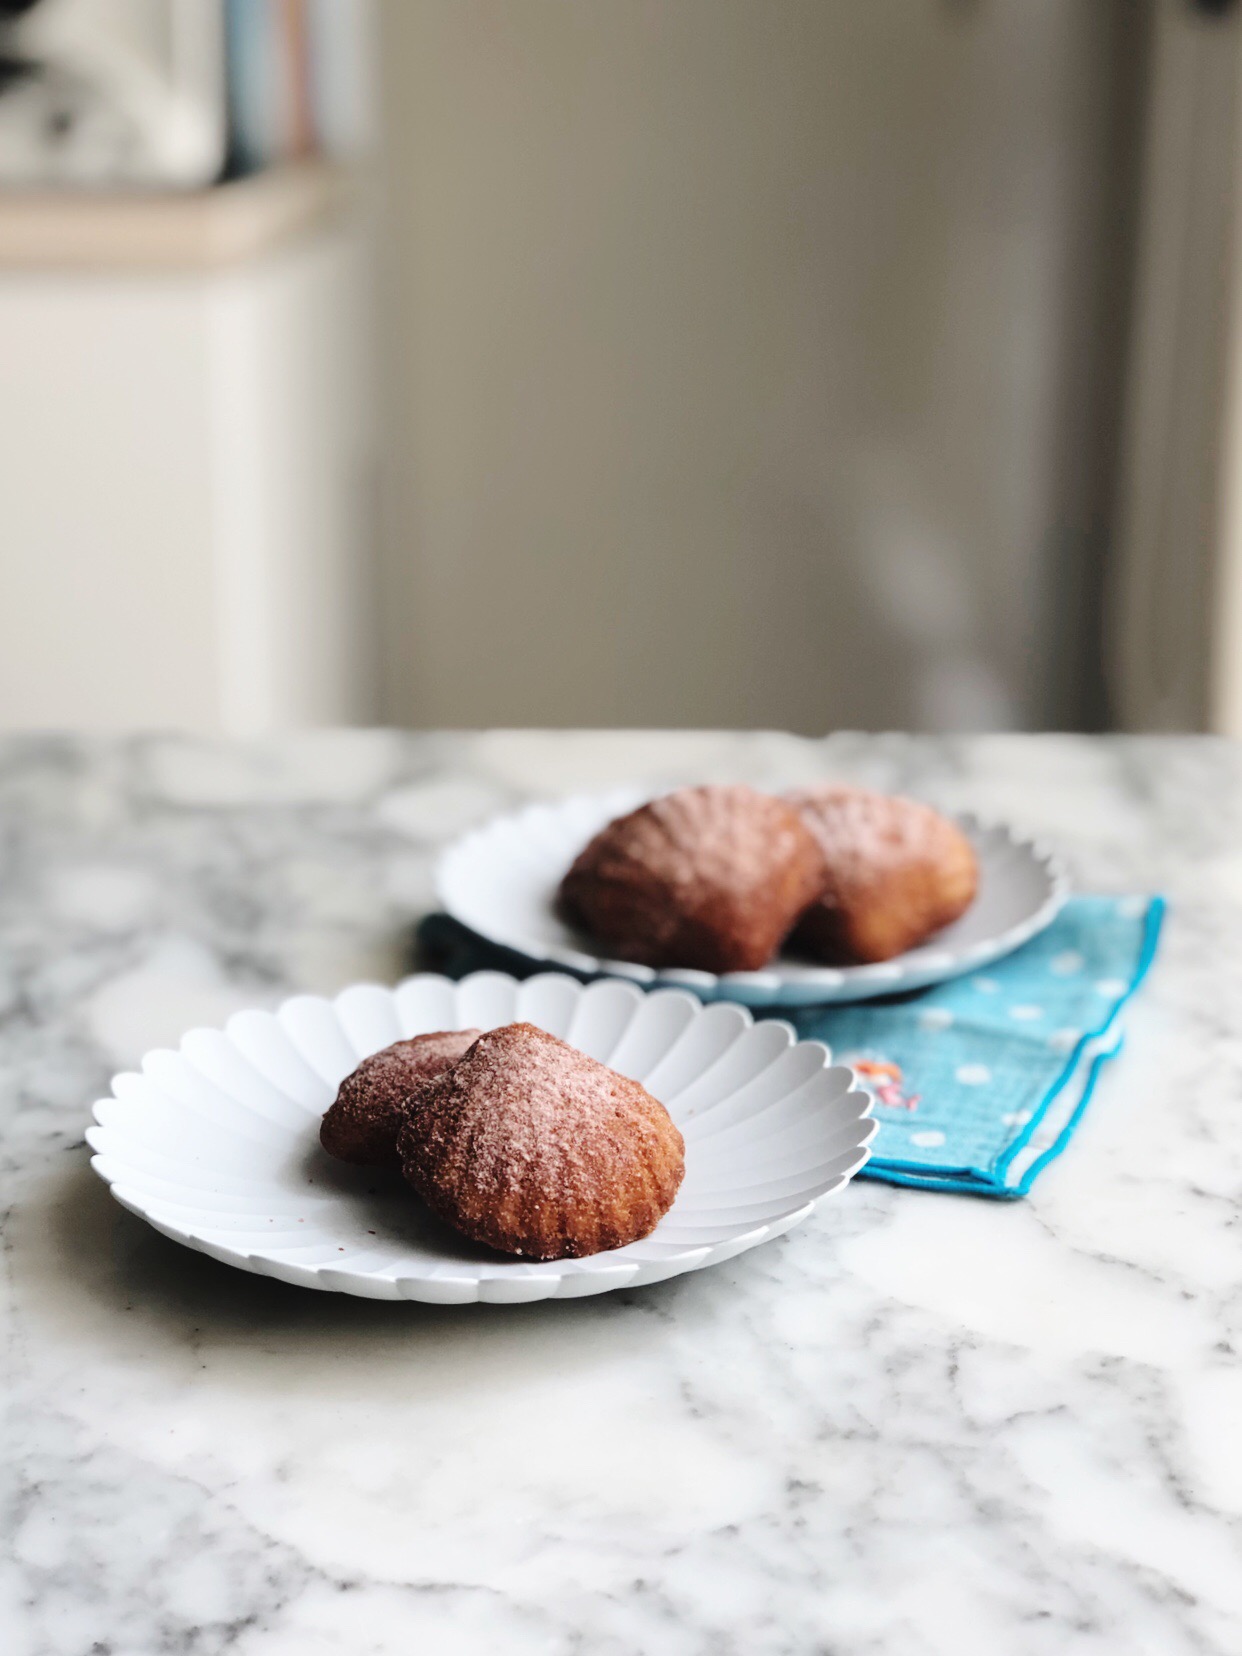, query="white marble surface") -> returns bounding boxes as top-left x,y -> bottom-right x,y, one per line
3,731 -> 1241,1655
